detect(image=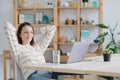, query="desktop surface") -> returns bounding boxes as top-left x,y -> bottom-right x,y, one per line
25,54 -> 120,77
